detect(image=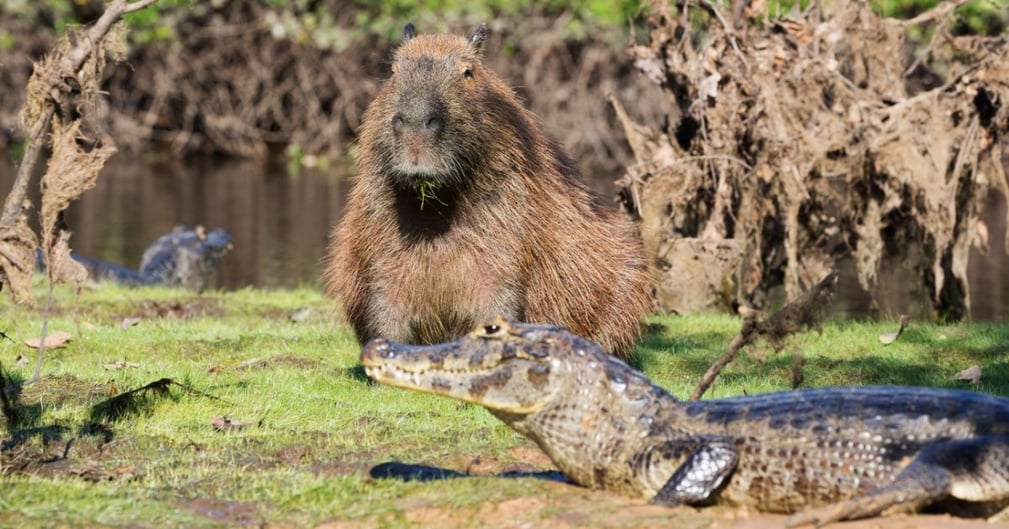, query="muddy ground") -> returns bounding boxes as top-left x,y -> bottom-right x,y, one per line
8,429 -> 1004,529
314,446 -> 1007,529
